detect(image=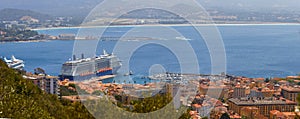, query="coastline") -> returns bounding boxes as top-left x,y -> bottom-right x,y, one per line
81,75 -> 116,83
0,39 -> 50,43
31,23 -> 300,31
5,22 -> 300,43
